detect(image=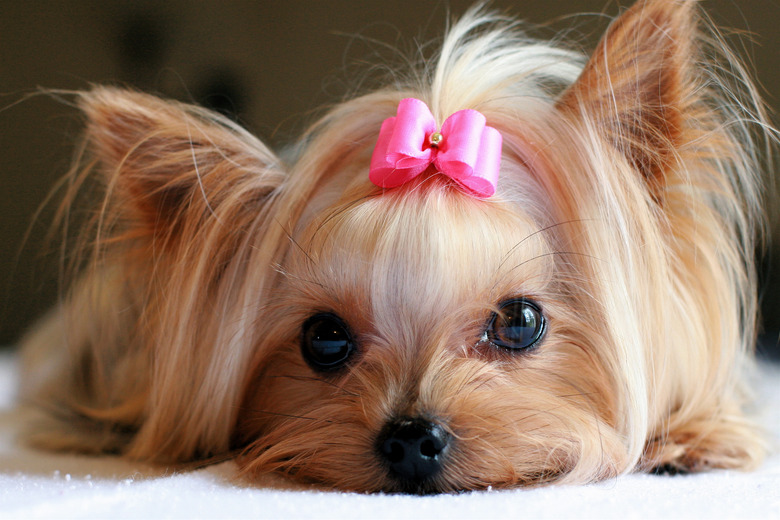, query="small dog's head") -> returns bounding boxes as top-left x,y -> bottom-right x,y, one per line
34,0 -> 771,494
